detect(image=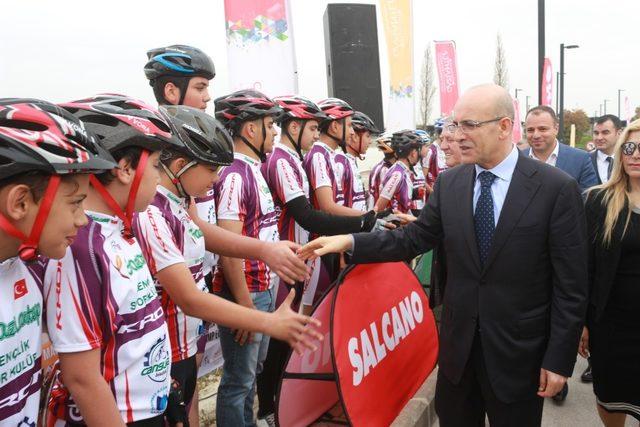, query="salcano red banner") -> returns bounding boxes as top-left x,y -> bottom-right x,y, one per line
276,262 -> 439,426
